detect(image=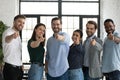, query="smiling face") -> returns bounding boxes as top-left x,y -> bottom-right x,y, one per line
104,21 -> 115,34
86,23 -> 96,37
51,19 -> 62,33
35,25 -> 46,38
13,18 -> 25,31
72,31 -> 81,45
